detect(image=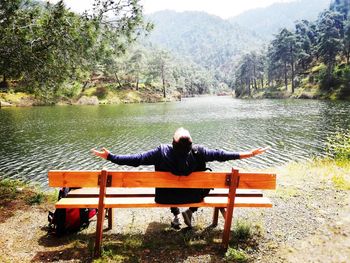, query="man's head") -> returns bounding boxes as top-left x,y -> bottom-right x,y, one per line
172,127 -> 193,155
